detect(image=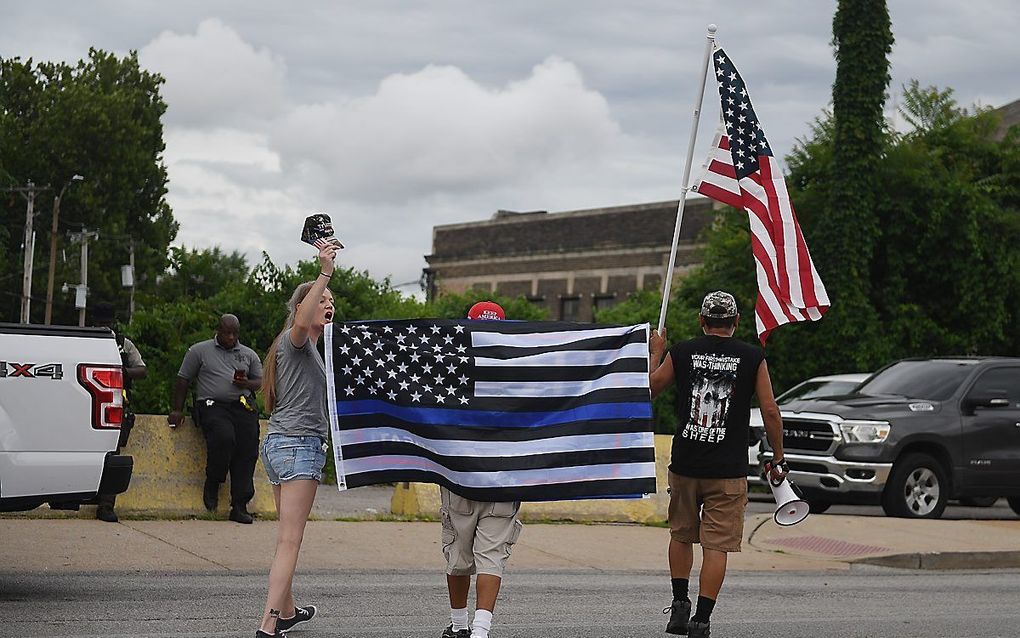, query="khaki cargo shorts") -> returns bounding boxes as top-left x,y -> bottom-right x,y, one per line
440,487 -> 524,577
667,471 -> 748,553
